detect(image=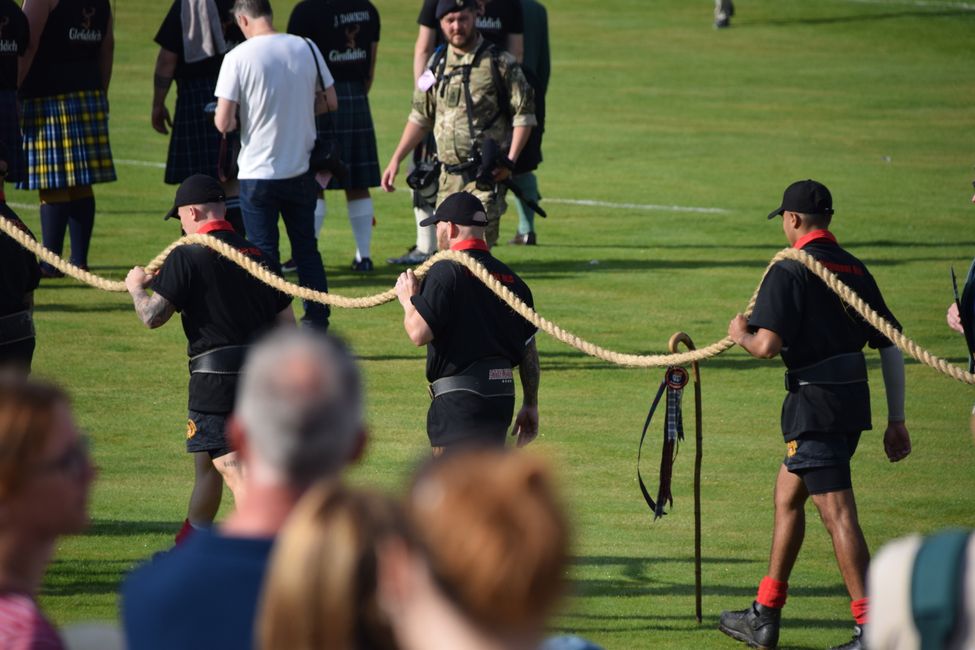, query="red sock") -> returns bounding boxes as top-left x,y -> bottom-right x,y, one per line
174,518 -> 194,545
756,576 -> 788,609
851,597 -> 869,625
